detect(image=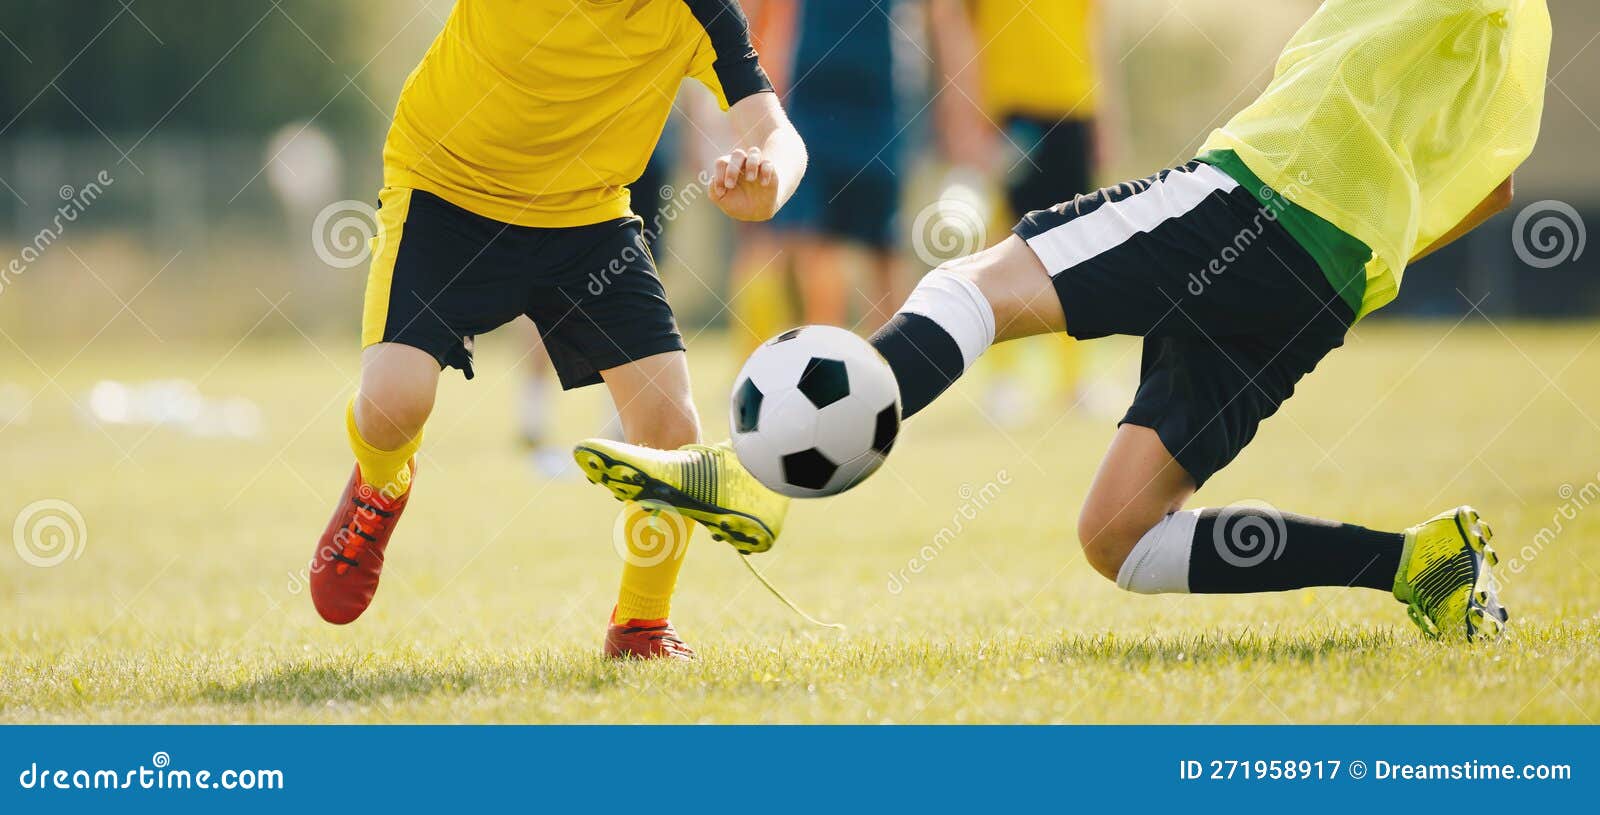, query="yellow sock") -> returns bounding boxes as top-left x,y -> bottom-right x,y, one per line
985,334 -> 1023,374
735,266 -> 790,353
614,502 -> 693,622
1051,335 -> 1085,399
346,397 -> 421,499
